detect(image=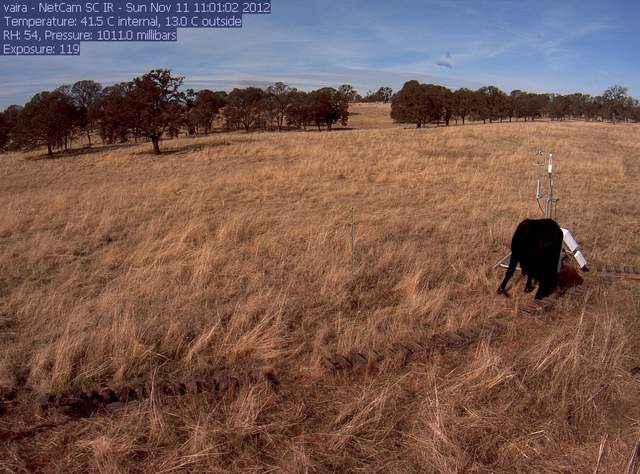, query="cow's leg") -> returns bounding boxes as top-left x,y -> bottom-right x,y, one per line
535,272 -> 558,300
524,274 -> 535,293
497,253 -> 518,296
534,282 -> 551,300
